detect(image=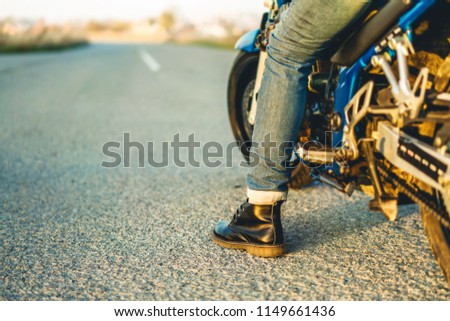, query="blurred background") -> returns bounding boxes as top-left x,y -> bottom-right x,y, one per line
0,0 -> 265,51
